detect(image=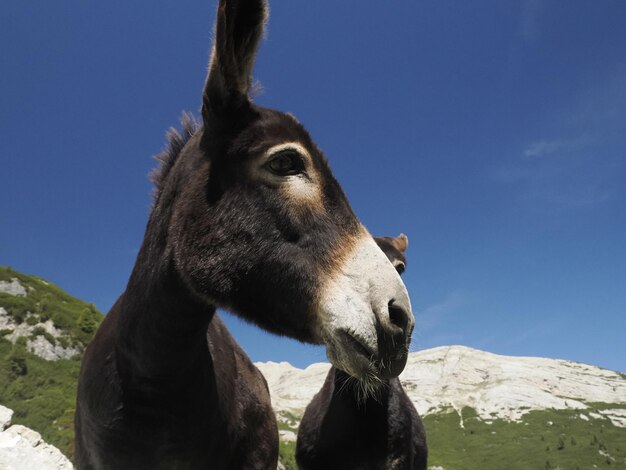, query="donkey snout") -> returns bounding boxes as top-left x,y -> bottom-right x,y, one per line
319,231 -> 414,381
374,300 -> 413,379
385,300 -> 412,337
